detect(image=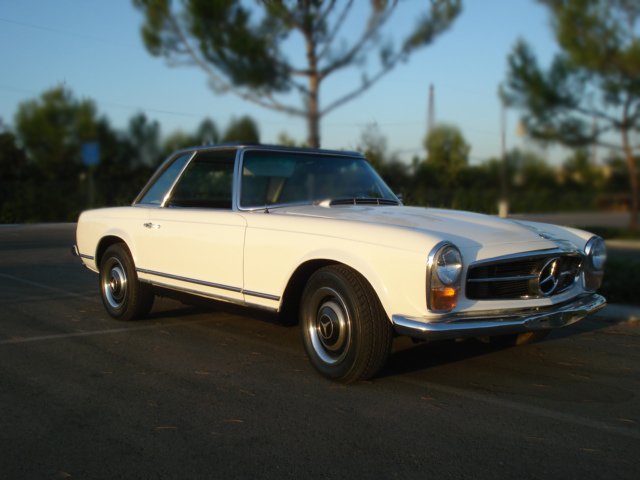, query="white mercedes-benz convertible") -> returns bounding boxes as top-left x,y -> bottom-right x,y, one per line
74,144 -> 606,382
